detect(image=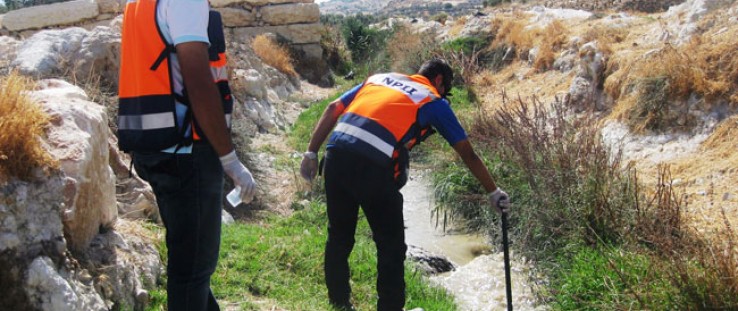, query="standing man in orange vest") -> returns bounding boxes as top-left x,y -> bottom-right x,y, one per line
300,59 -> 510,311
118,0 -> 256,309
